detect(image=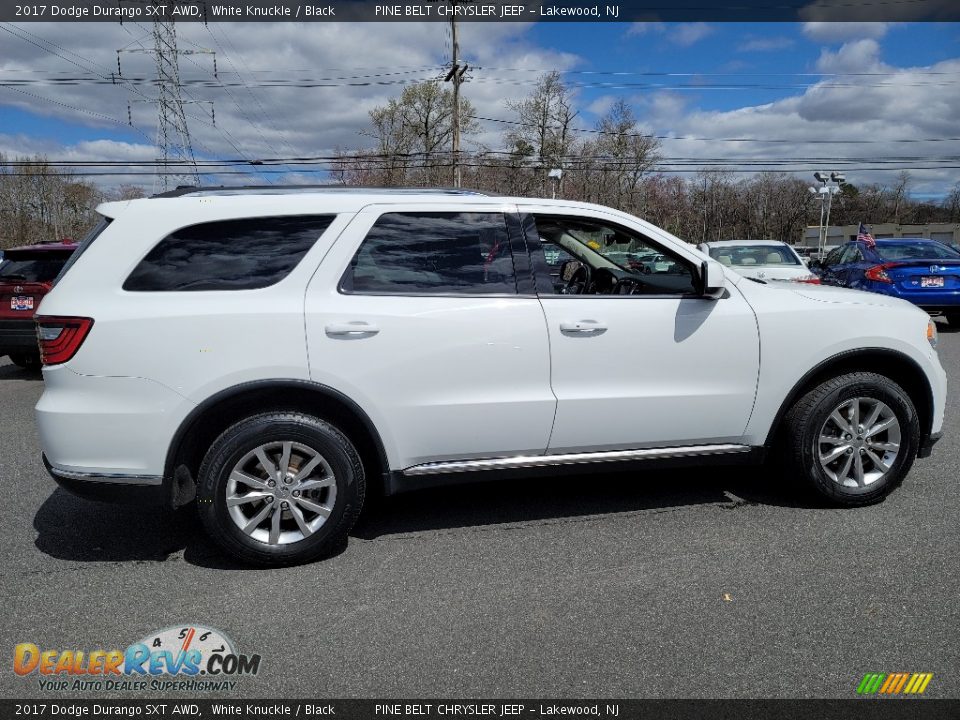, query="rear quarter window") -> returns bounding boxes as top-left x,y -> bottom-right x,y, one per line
123,215 -> 335,292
